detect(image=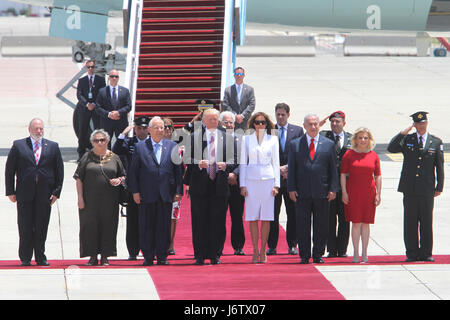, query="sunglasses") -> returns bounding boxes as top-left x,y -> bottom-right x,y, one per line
164,125 -> 173,129
254,120 -> 267,125
234,72 -> 244,76
93,138 -> 107,143
109,75 -> 119,78
87,66 -> 95,69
